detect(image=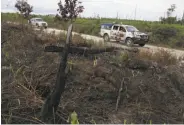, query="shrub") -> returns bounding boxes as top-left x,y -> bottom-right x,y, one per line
137,49 -> 177,66
152,26 -> 177,41
175,34 -> 184,48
